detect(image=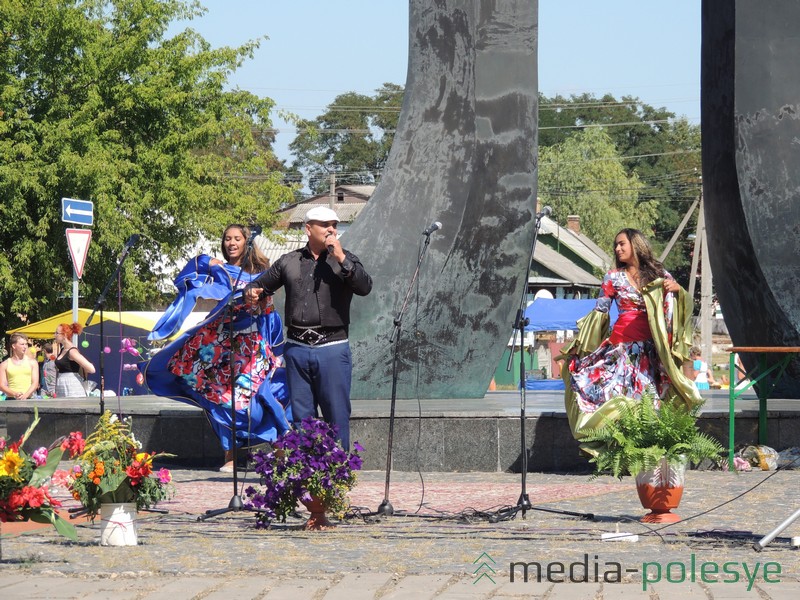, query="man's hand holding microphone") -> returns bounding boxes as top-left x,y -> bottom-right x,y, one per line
325,232 -> 346,263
